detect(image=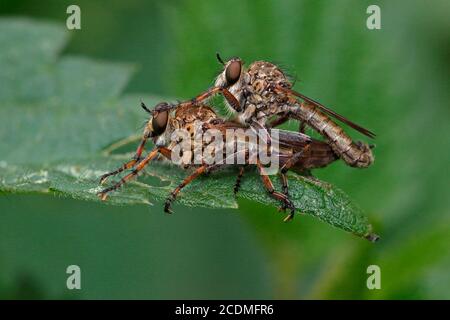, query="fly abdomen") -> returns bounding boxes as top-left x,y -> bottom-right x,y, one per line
290,103 -> 374,168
